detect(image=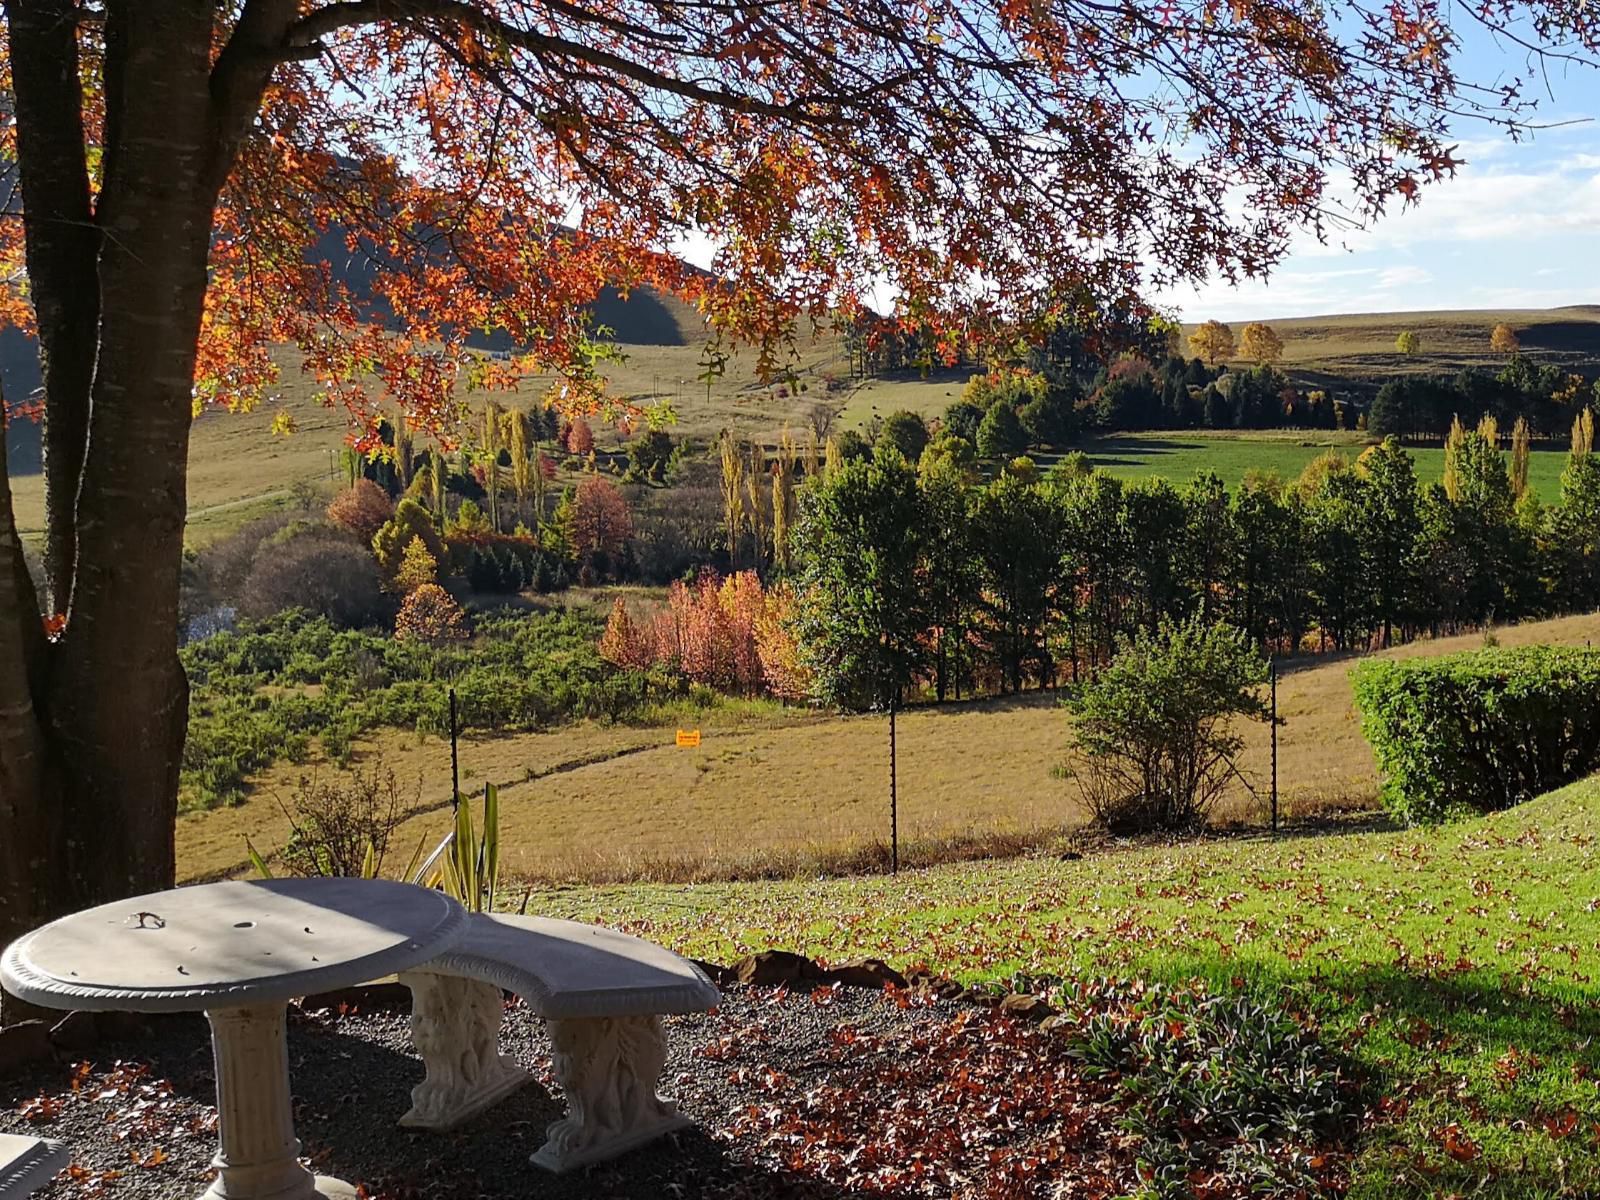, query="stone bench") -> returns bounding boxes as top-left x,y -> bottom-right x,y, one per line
0,1133 -> 69,1199
396,914 -> 719,1173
